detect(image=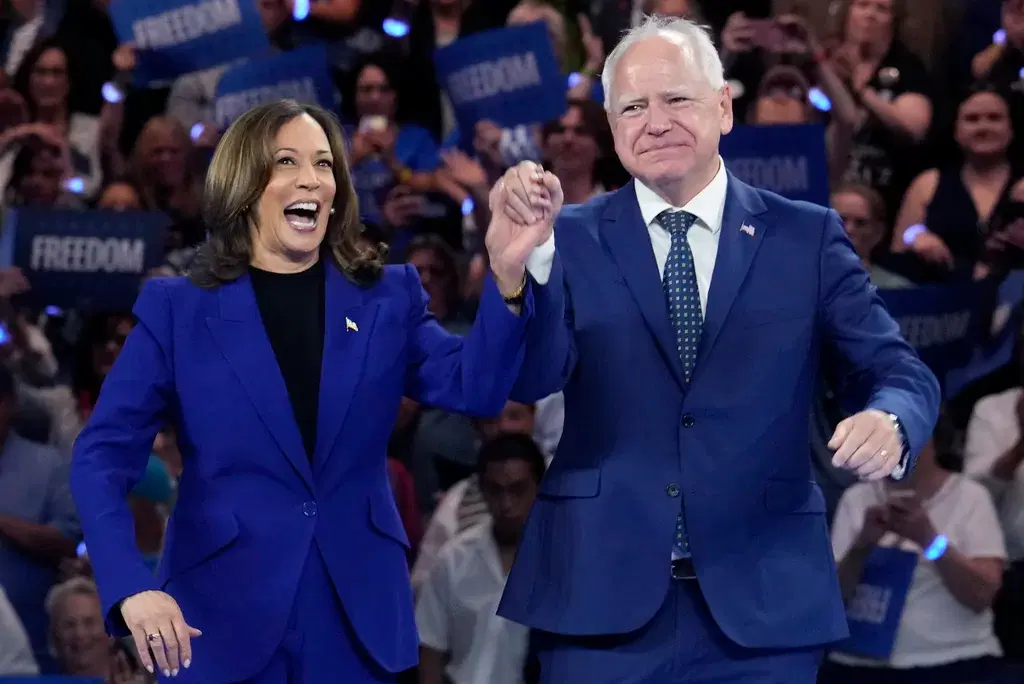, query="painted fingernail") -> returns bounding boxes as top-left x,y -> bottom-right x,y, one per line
184,659 -> 191,668
163,669 -> 171,677
146,665 -> 154,674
